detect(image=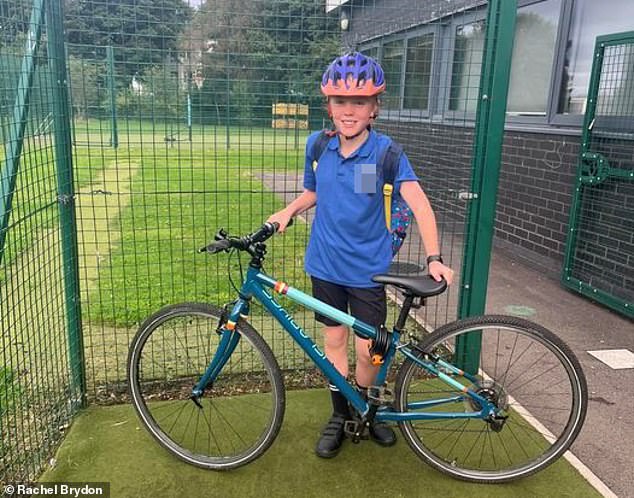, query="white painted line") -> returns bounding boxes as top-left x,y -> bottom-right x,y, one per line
489,381 -> 617,497
561,450 -> 619,498
587,349 -> 634,369
389,298 -> 617,496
